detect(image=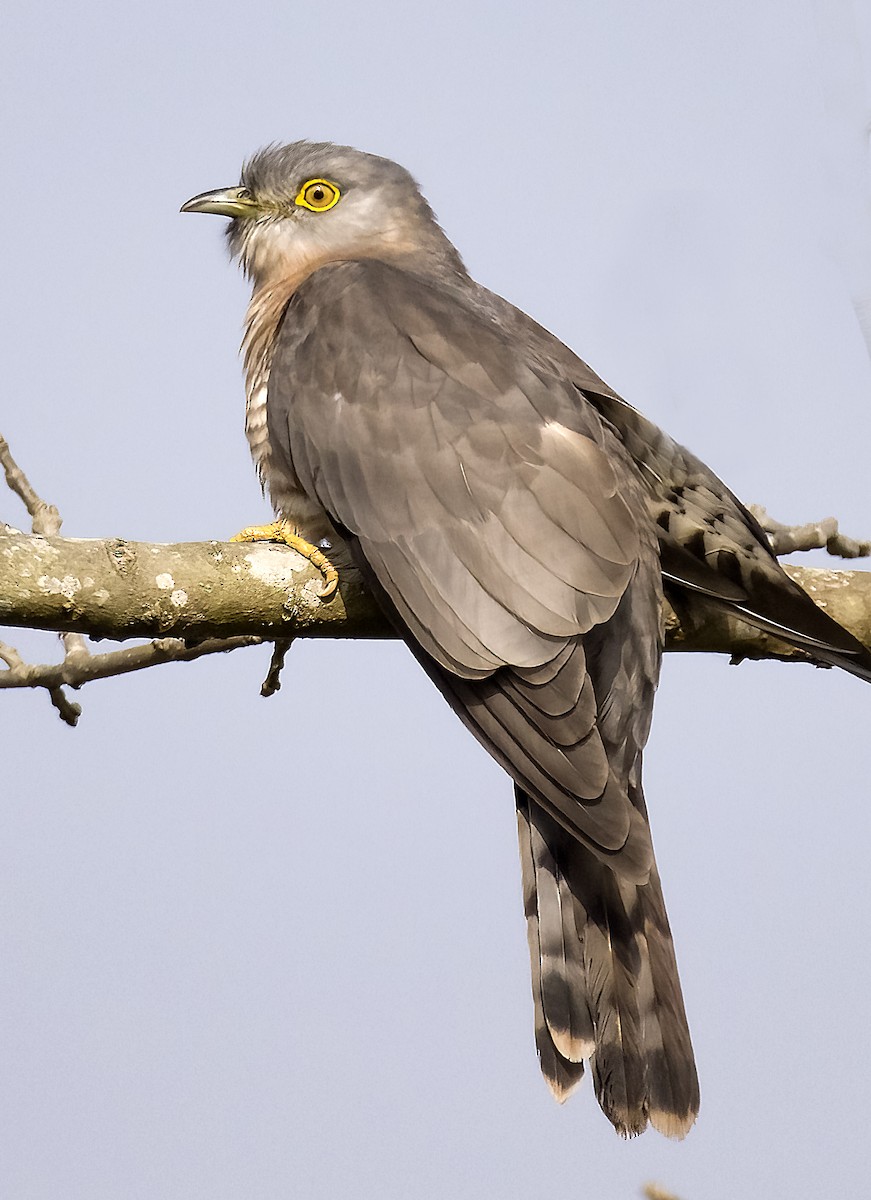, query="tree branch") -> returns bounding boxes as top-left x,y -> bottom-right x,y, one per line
0,632 -> 262,692
3,432 -> 870,723
2,527 -> 869,664
0,529 -> 387,641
